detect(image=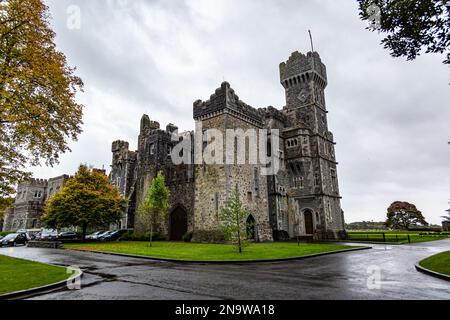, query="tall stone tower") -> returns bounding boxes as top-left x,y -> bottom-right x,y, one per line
280,51 -> 328,133
192,82 -> 273,241
279,51 -> 345,239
